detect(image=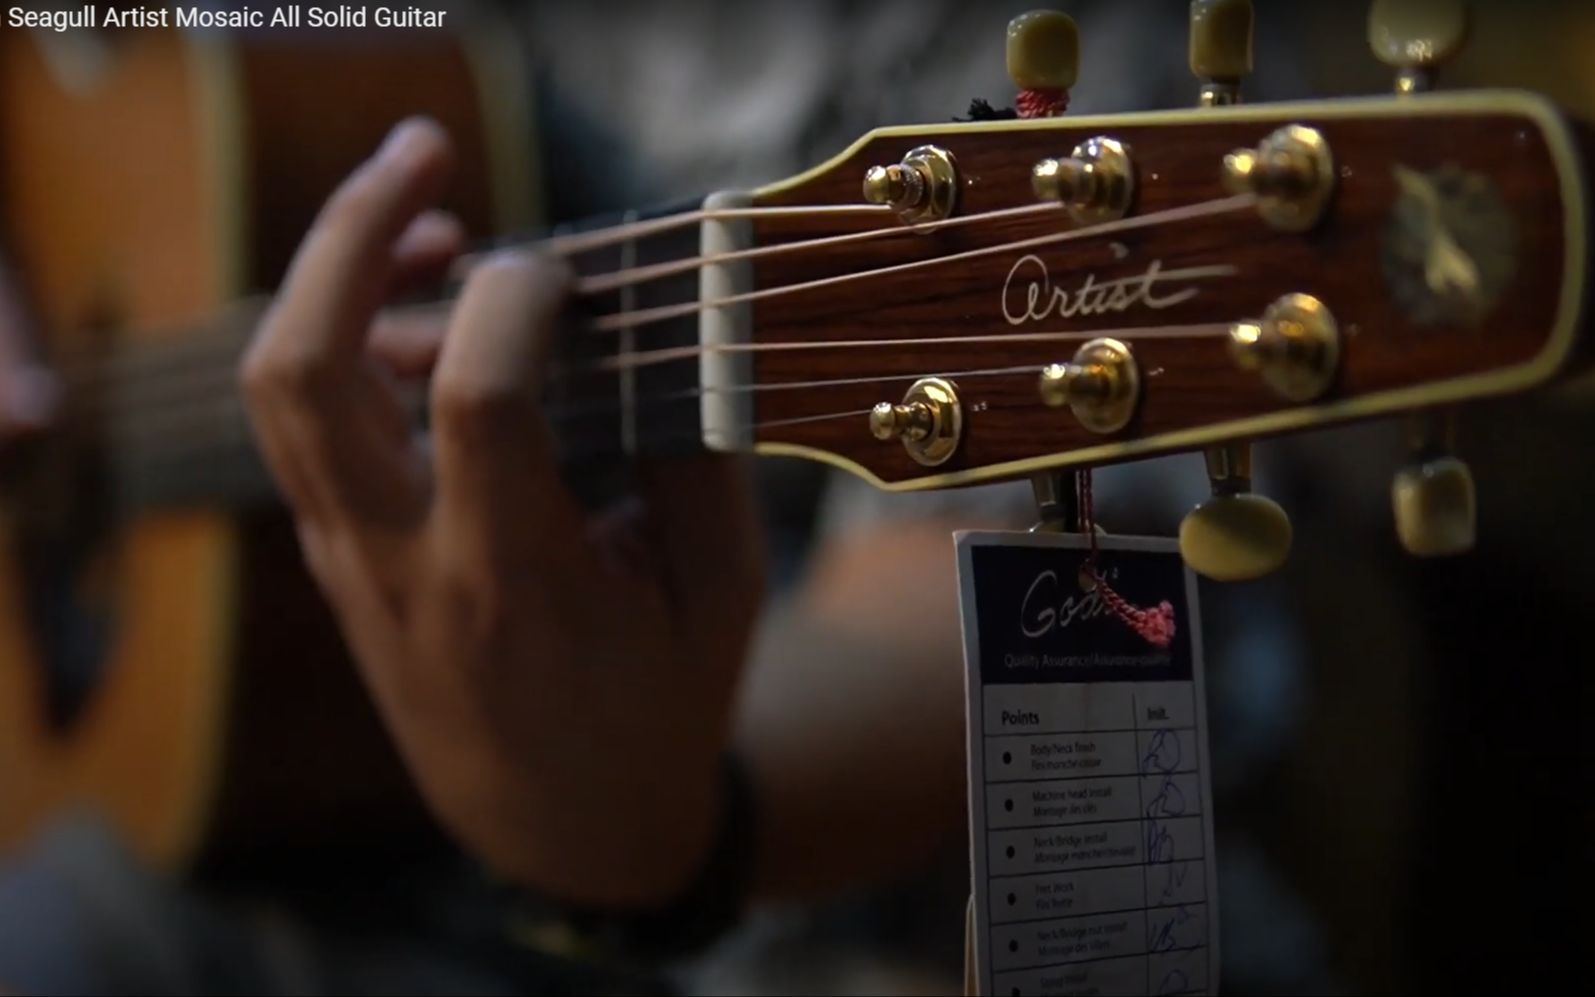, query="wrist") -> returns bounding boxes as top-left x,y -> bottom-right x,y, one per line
539,767 -> 725,908
500,752 -> 759,965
